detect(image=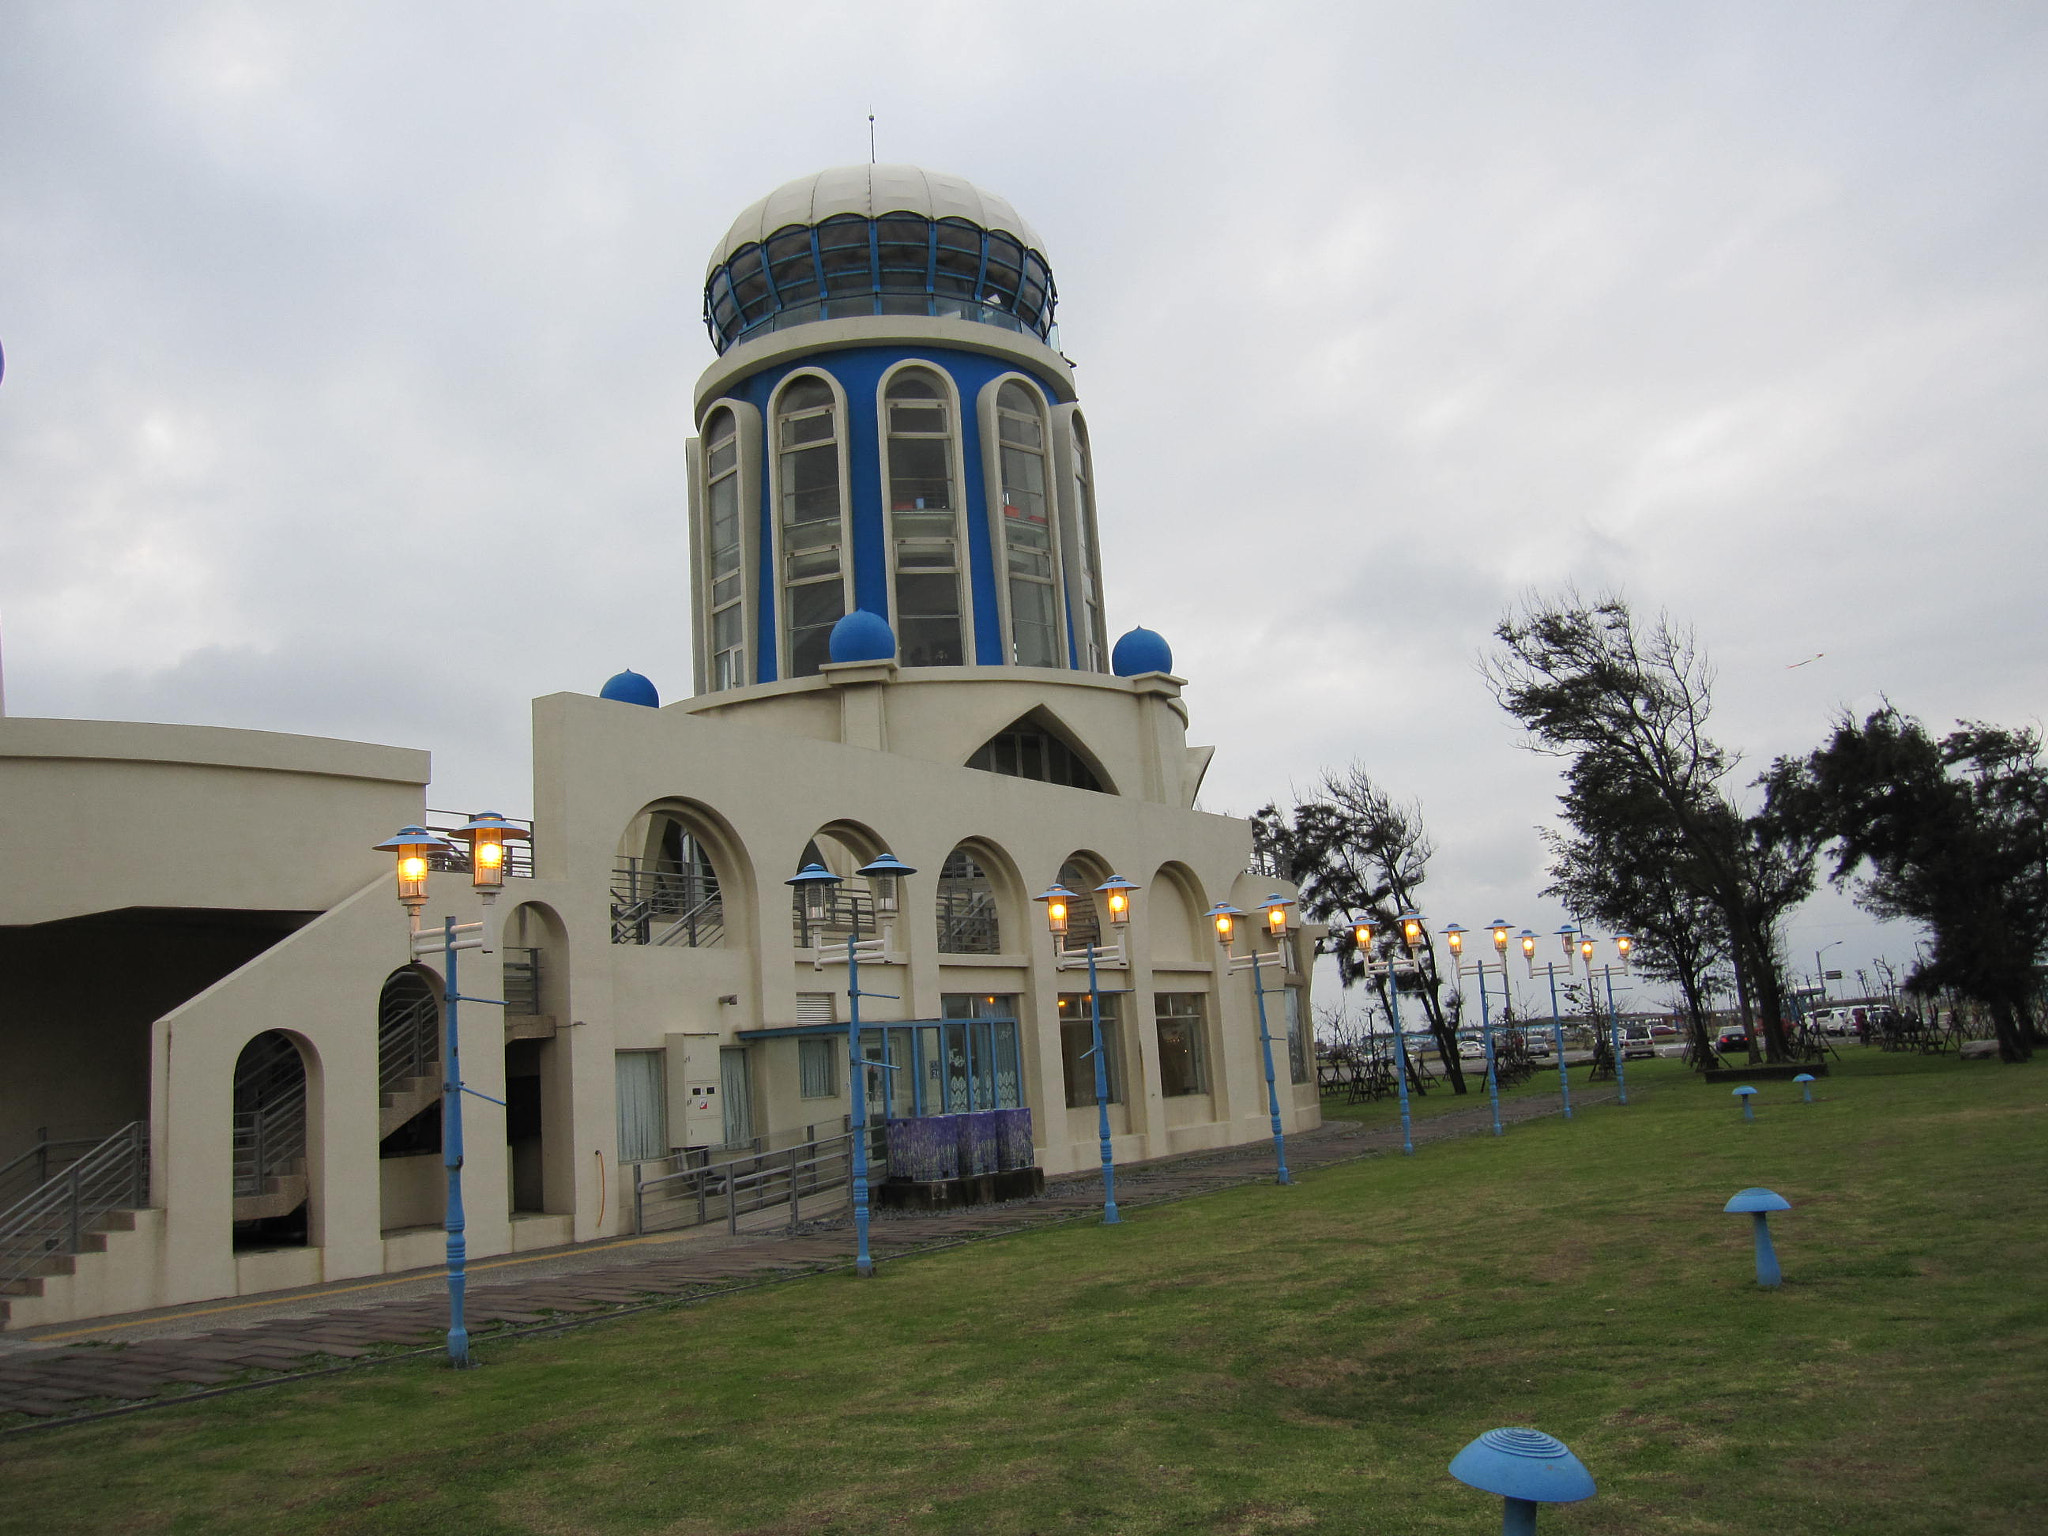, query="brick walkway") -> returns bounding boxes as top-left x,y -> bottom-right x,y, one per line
0,1088 -> 1612,1425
